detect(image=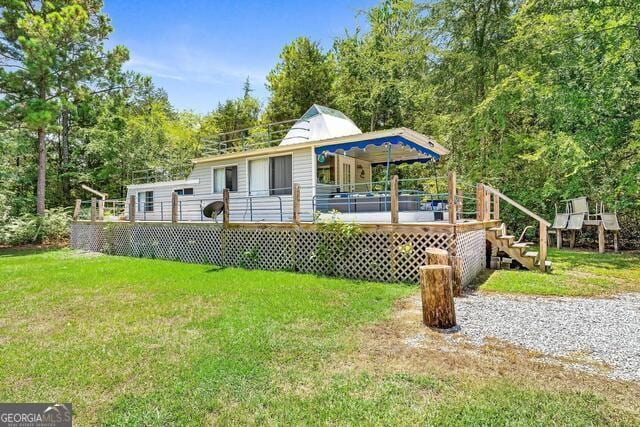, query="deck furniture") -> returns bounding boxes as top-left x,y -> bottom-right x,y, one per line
551,197 -> 621,252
